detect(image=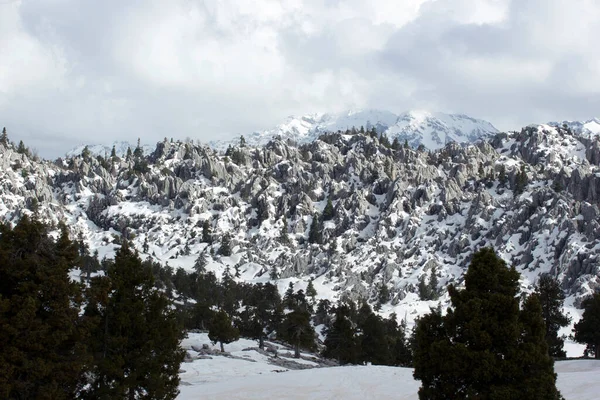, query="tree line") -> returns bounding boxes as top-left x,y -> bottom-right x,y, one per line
2,215 -> 600,400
